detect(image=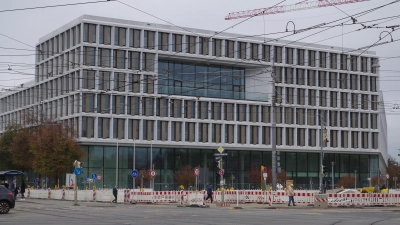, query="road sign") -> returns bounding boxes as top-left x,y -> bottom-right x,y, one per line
131,170 -> 138,178
84,177 -> 88,182
74,168 -> 82,176
218,169 -> 224,176
194,167 -> 200,177
214,153 -> 228,156
150,170 -> 157,178
218,146 -> 224,153
97,175 -> 102,180
66,174 -> 76,187
393,177 -> 398,181
386,173 -> 390,179
91,173 -> 97,179
263,173 -> 268,180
